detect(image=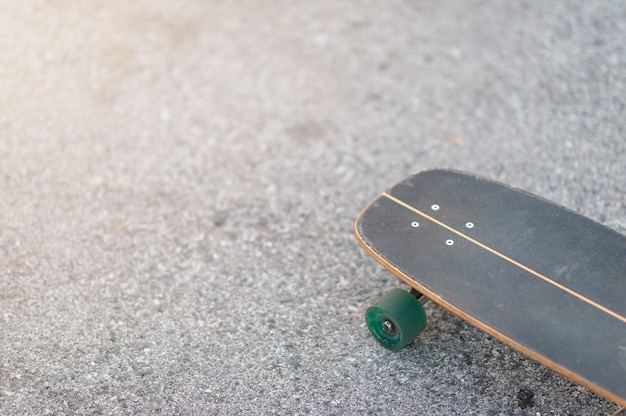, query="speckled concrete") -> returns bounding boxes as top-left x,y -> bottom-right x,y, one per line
1,1 -> 625,415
